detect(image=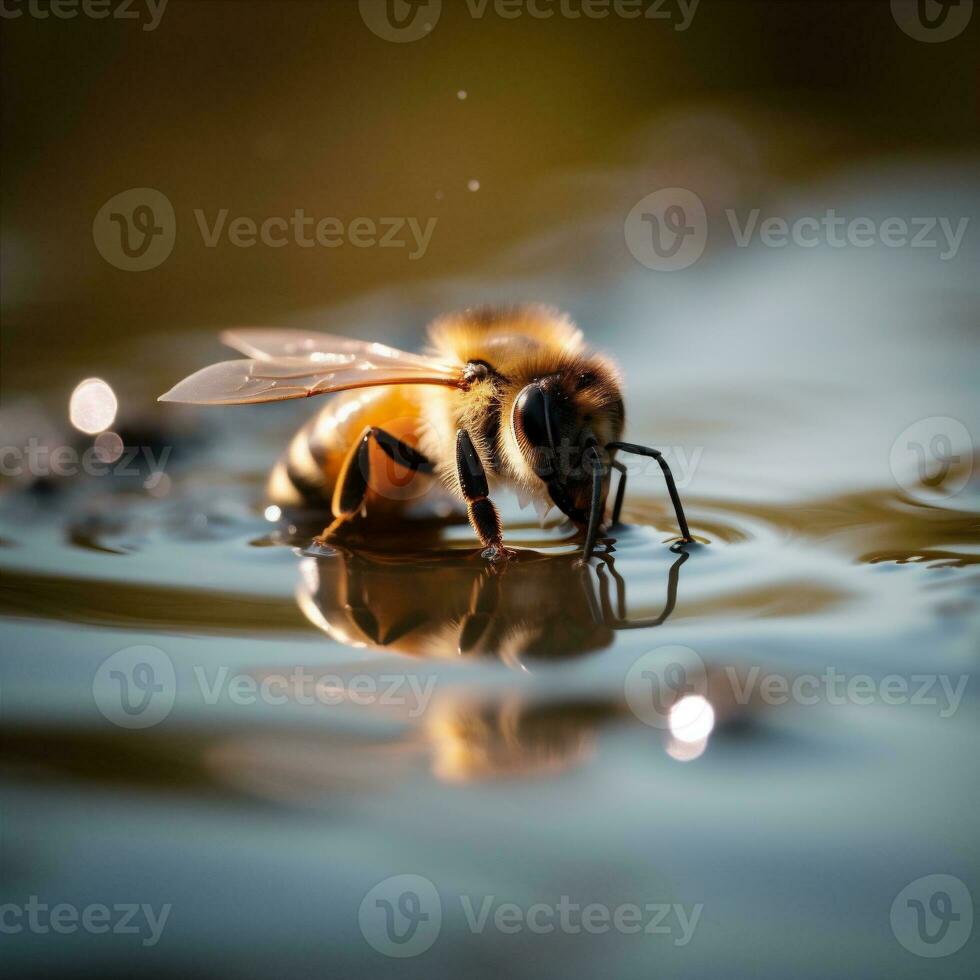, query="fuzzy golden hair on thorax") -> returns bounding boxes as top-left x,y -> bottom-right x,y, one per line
426,304 -> 585,368
423,305 -> 625,495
